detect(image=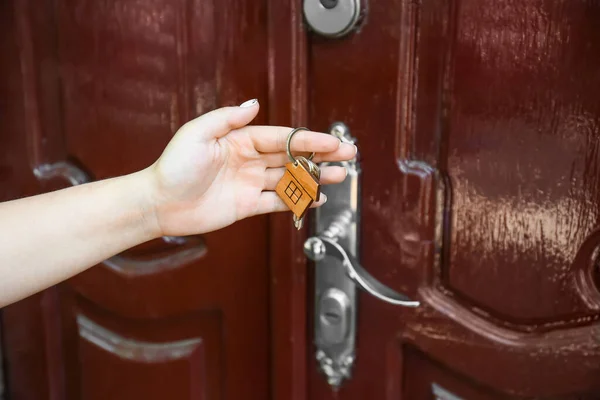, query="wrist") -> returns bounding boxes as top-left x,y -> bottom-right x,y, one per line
131,167 -> 164,240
